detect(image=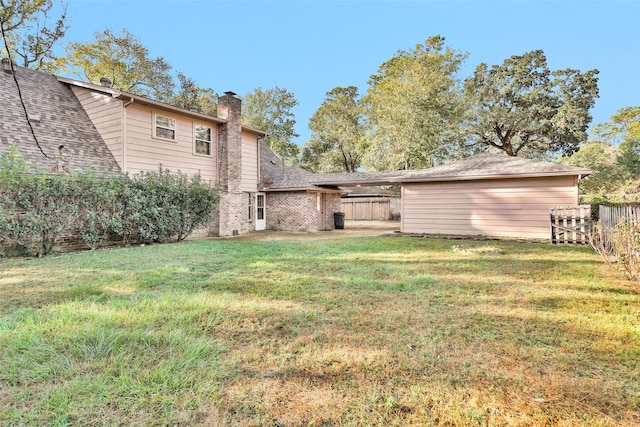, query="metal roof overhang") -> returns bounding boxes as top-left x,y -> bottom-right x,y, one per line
309,177 -> 402,187
263,186 -> 345,194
